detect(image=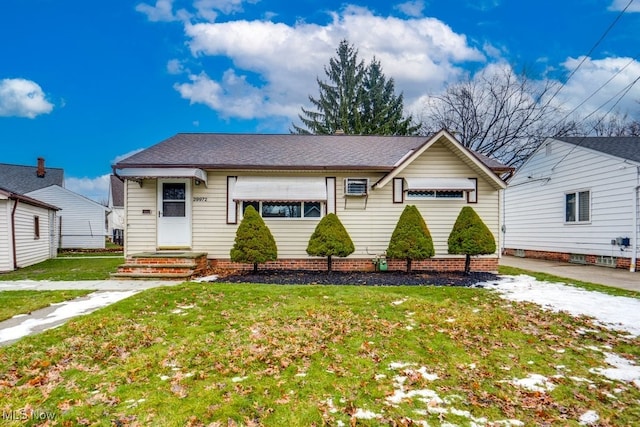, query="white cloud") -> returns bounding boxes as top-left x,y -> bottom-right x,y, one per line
136,0 -> 179,22
65,174 -> 111,203
556,56 -> 640,120
395,0 -> 425,18
167,59 -> 185,75
193,0 -> 258,21
136,0 -> 259,22
0,78 -> 54,118
608,0 -> 640,12
178,7 -> 484,123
